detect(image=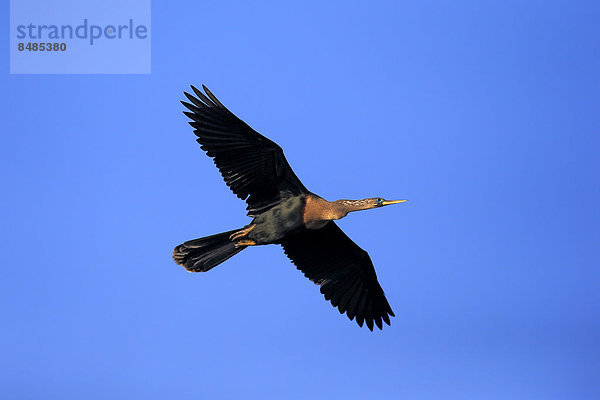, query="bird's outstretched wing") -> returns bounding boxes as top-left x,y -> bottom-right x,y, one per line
181,85 -> 308,216
279,221 -> 395,330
